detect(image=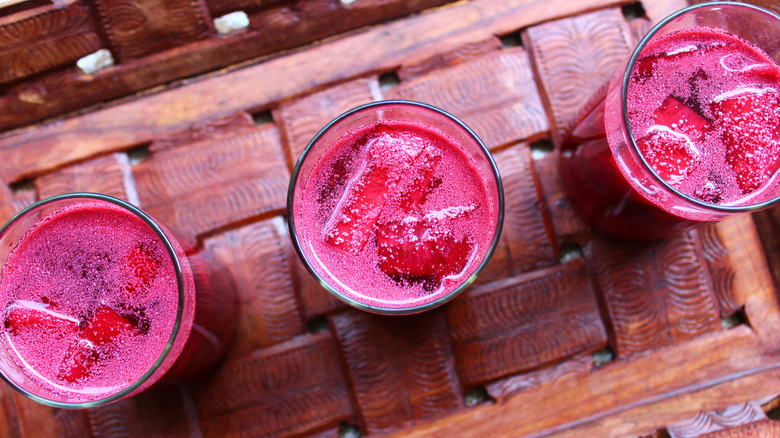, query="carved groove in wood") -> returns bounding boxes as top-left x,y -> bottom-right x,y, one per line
586,232 -> 721,357
93,0 -> 212,60
133,124 -> 288,236
331,310 -> 461,434
522,8 -> 634,146
0,2 -> 101,83
203,218 -> 304,357
446,261 -> 606,386
191,333 -> 353,438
